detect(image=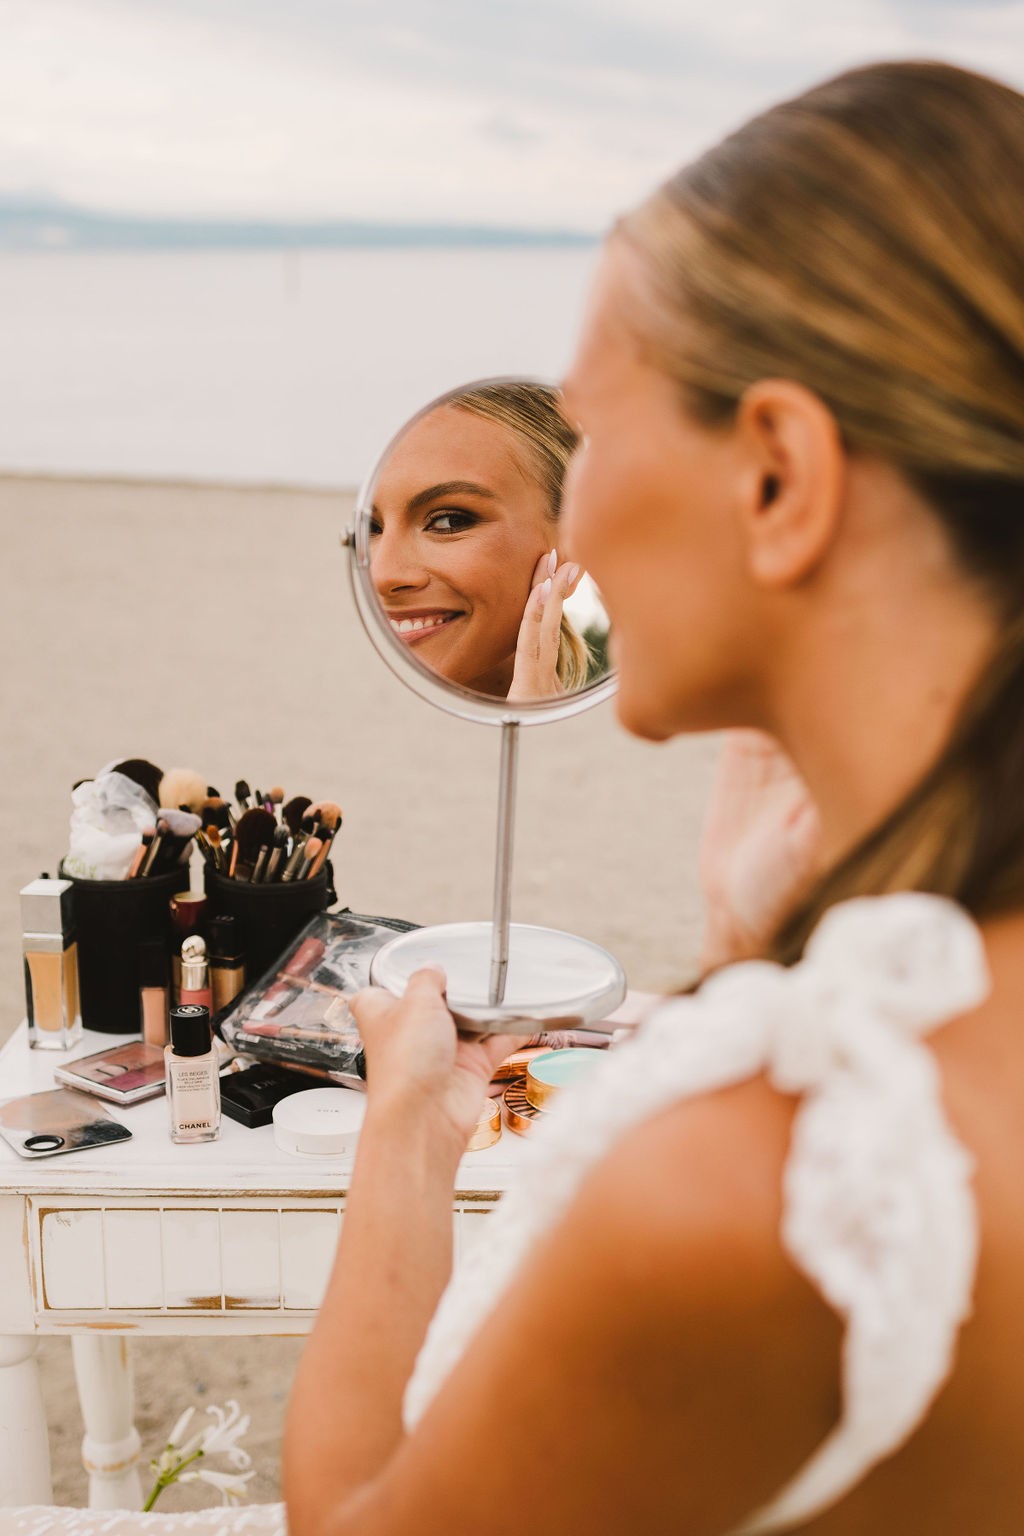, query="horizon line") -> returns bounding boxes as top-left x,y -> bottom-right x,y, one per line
0,197 -> 600,252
